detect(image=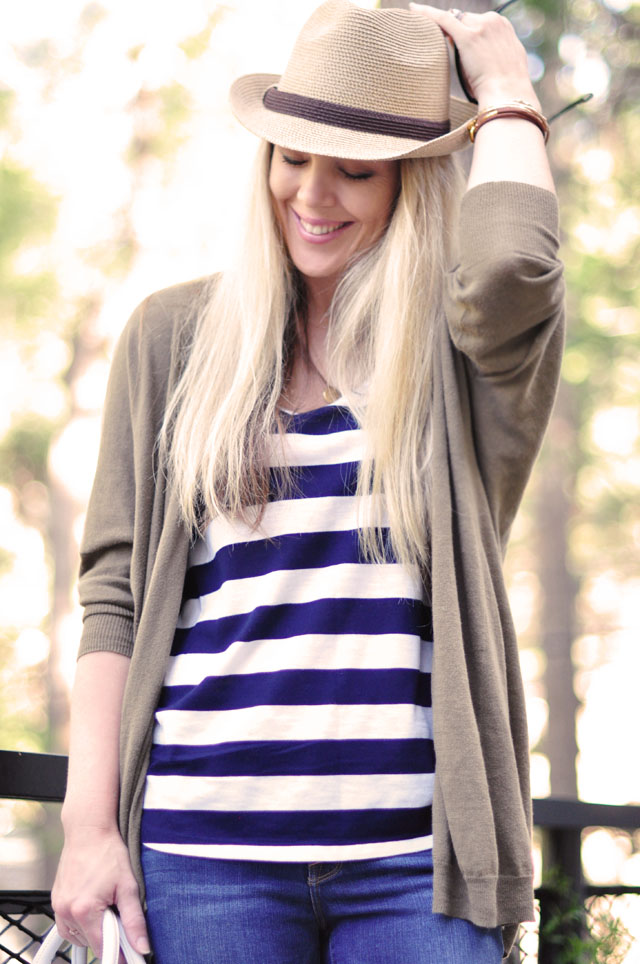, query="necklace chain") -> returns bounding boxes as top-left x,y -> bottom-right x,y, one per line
304,335 -> 339,404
